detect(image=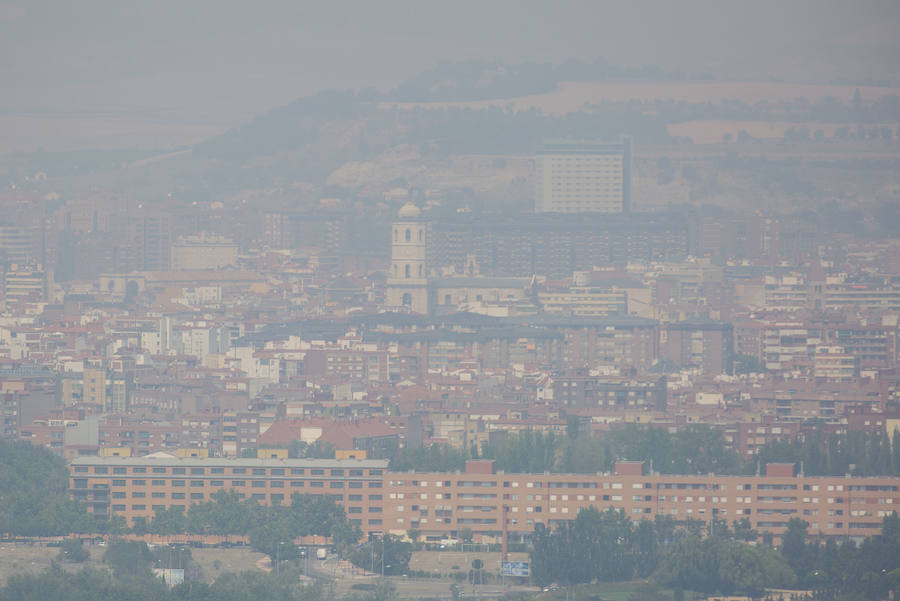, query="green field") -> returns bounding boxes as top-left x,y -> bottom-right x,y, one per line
532,581 -> 704,601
